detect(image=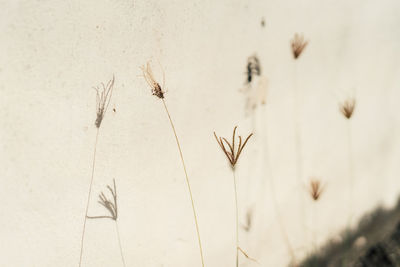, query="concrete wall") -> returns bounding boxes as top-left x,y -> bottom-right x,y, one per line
1,0 -> 400,266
